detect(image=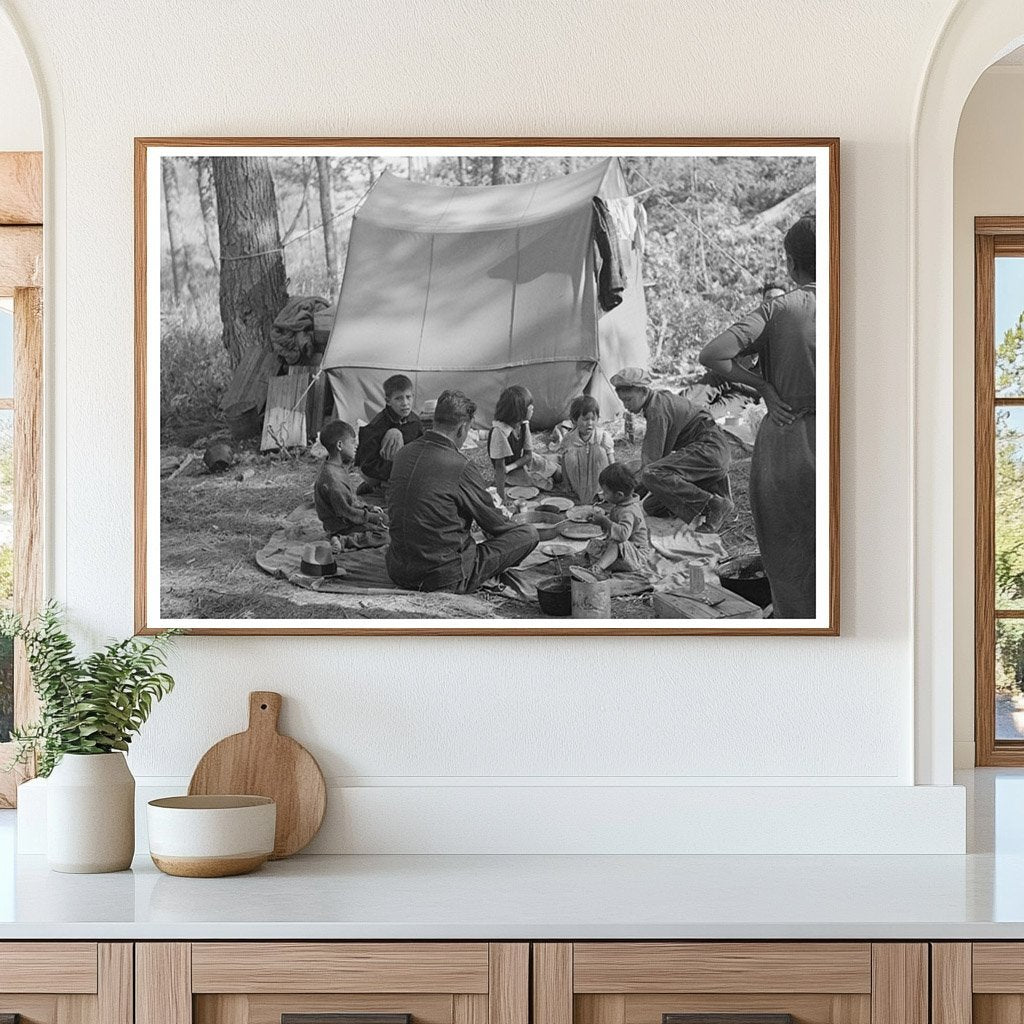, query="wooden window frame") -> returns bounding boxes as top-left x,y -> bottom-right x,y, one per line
0,151 -> 43,806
